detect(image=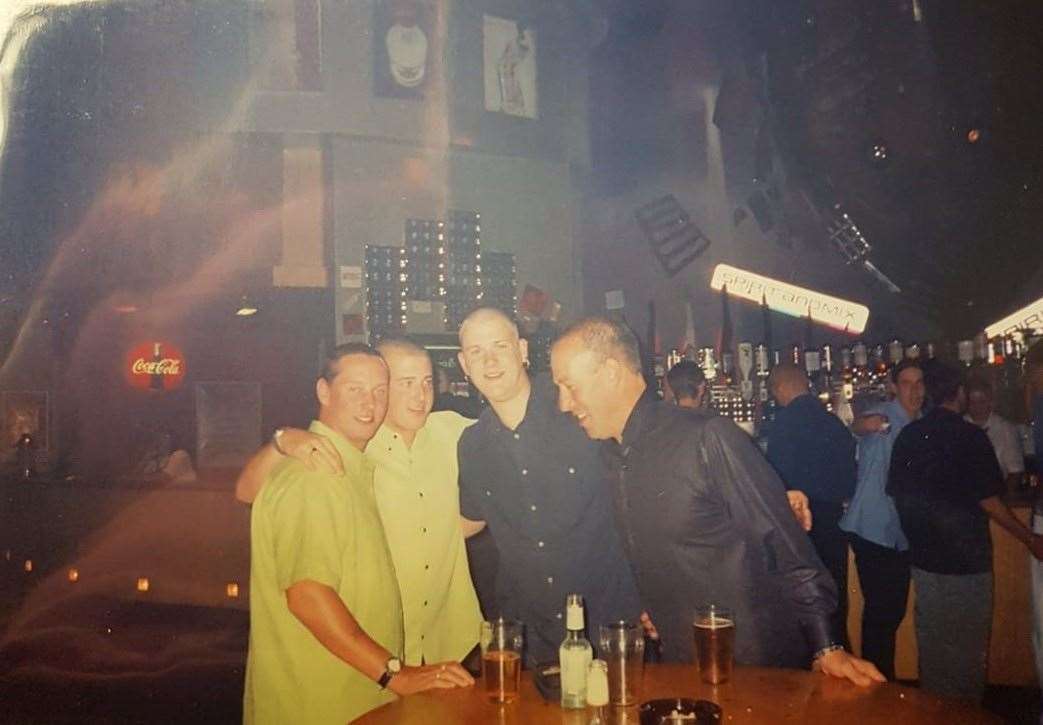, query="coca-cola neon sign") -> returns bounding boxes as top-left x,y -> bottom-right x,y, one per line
125,341 -> 187,391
